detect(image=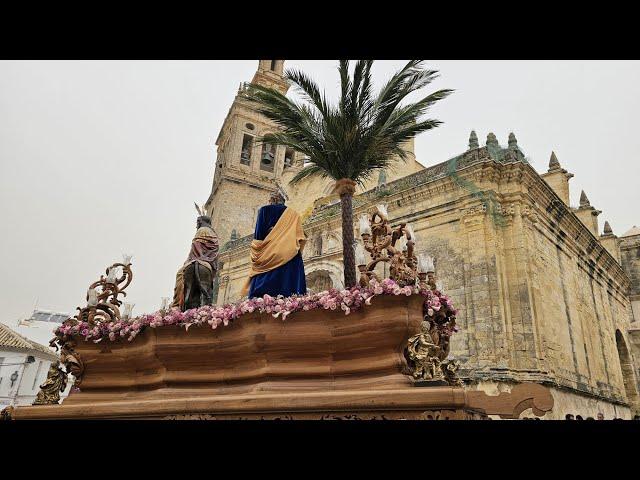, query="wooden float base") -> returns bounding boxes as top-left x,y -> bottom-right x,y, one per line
7,383 -> 553,420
